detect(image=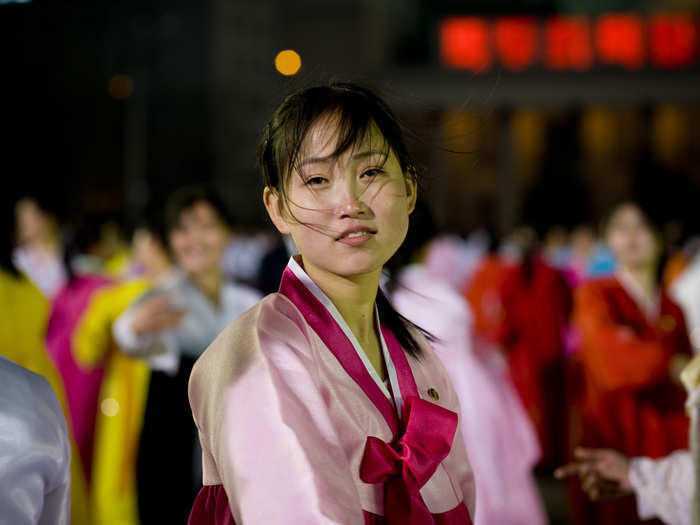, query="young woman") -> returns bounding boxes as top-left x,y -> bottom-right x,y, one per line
112,187 -> 261,524
571,201 -> 692,525
187,83 -> 475,524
